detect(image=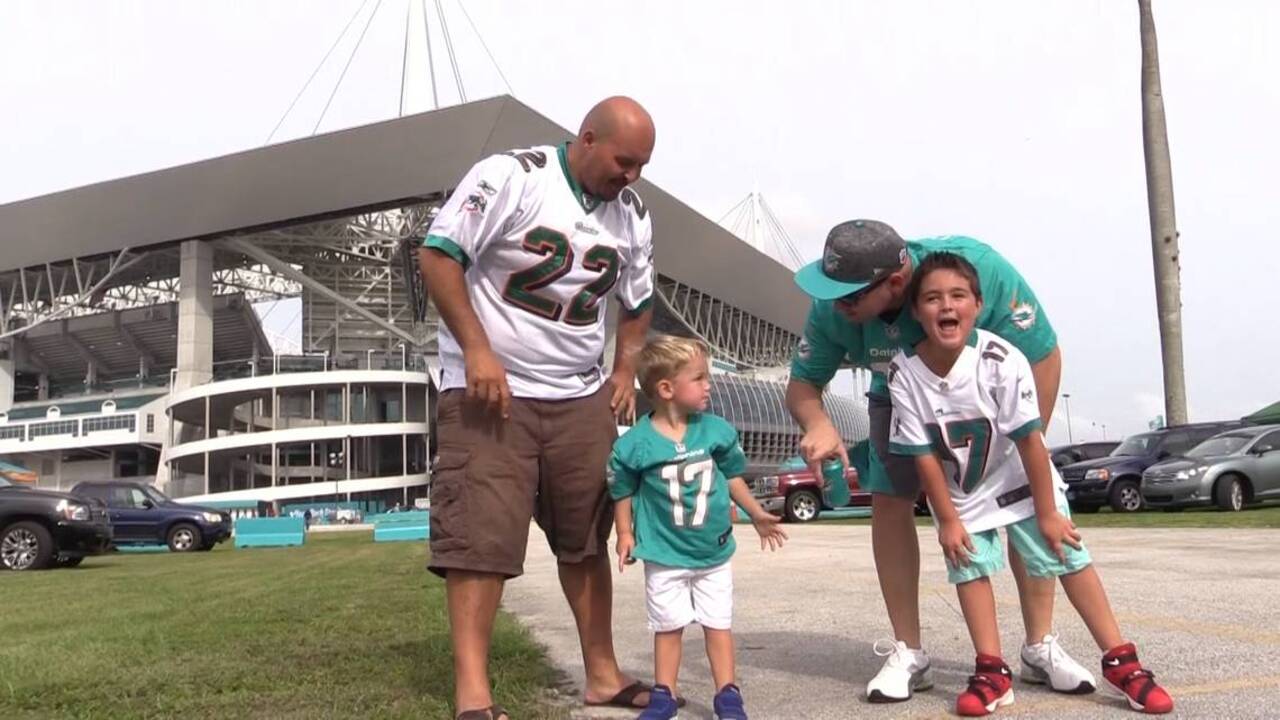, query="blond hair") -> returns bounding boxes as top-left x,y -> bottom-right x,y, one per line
636,335 -> 709,398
